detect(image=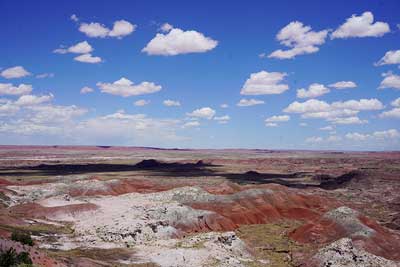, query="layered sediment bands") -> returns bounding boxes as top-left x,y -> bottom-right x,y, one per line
290,206 -> 400,261
175,185 -> 337,229
9,202 -> 98,219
